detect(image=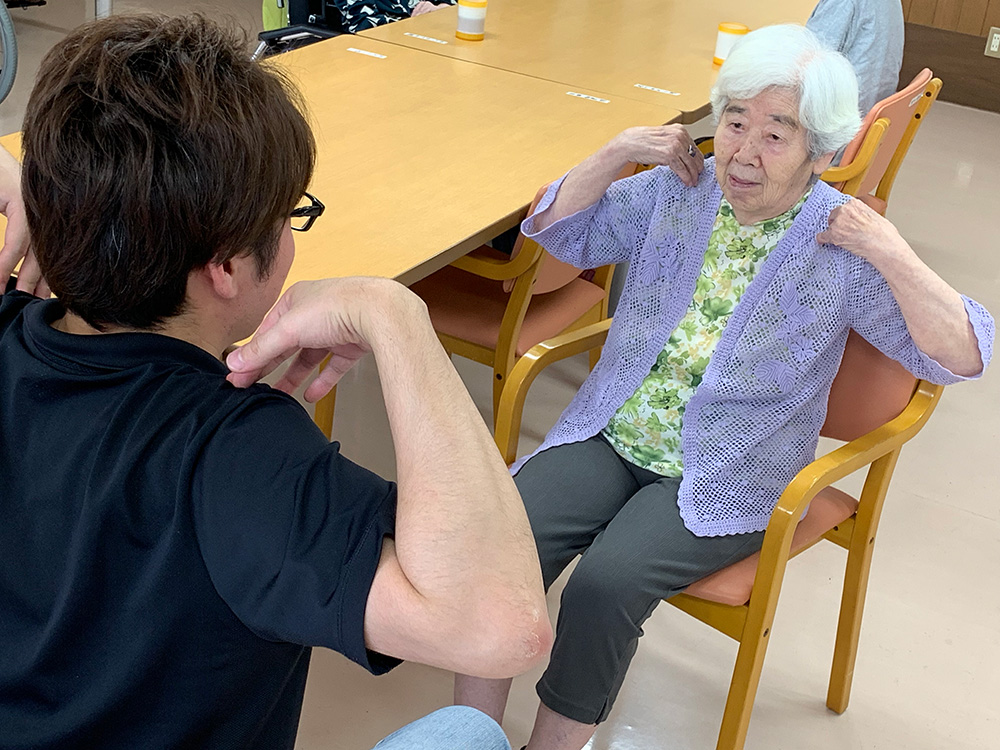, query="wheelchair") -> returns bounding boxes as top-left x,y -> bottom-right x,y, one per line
254,0 -> 346,60
1,1 -> 47,104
